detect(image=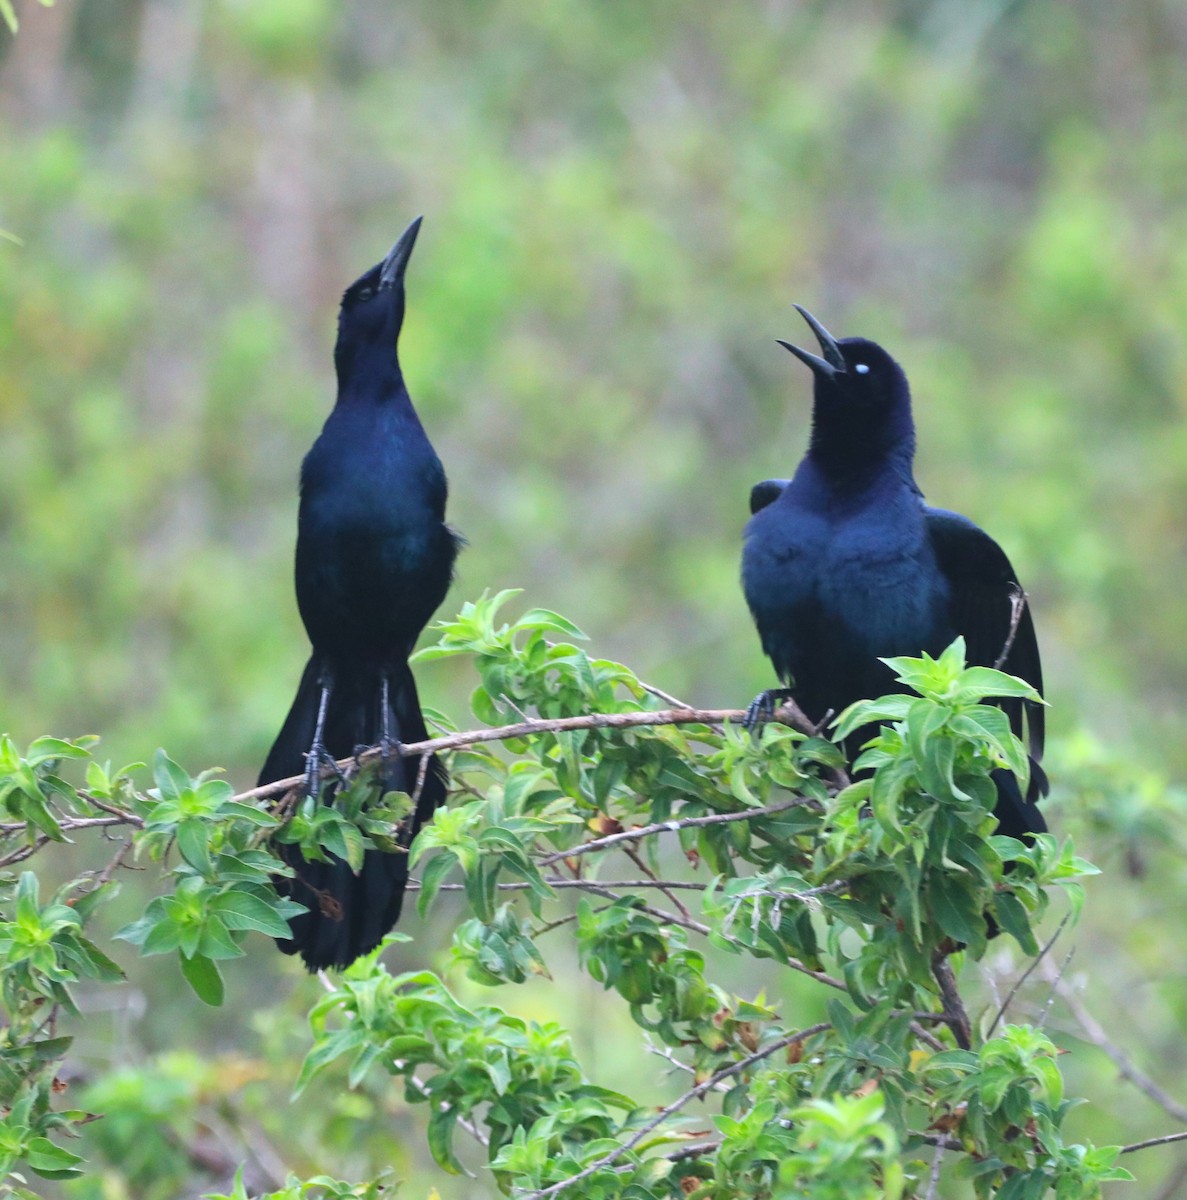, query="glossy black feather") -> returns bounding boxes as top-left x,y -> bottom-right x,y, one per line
925,508 -> 1046,798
